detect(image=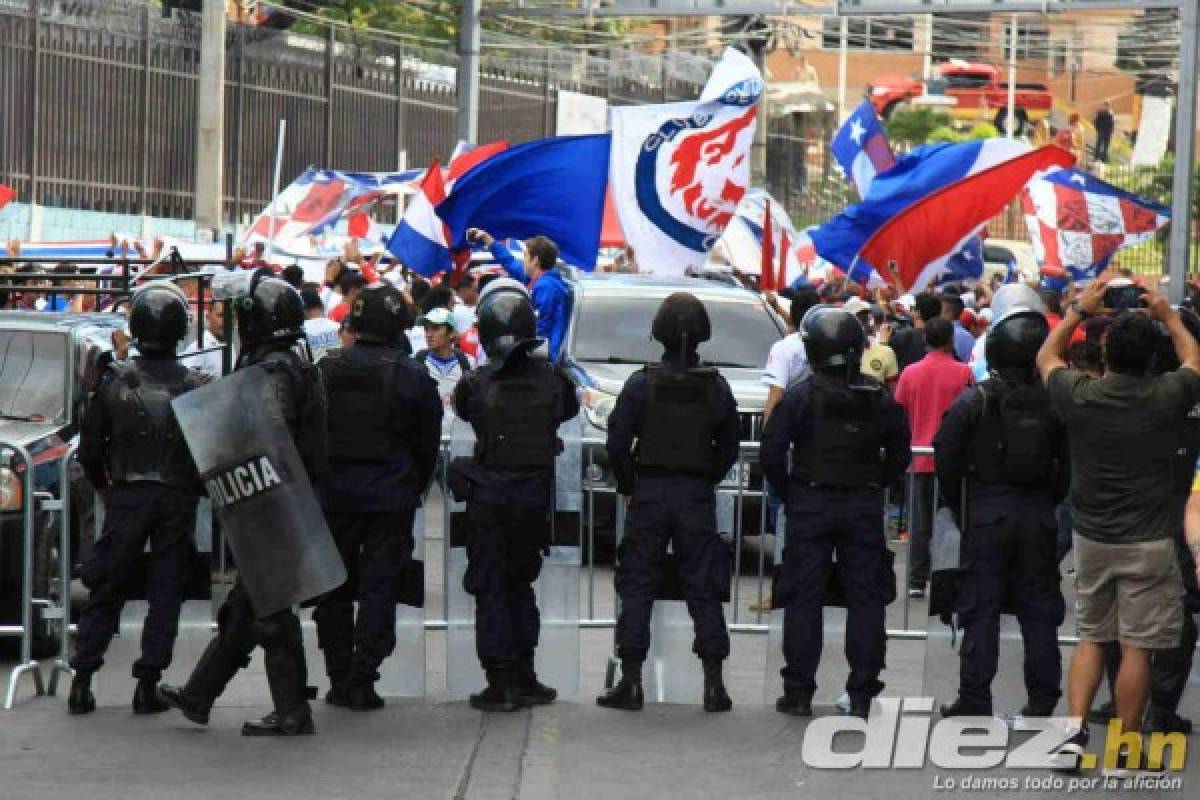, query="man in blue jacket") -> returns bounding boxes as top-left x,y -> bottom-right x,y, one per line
466,228 -> 572,362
